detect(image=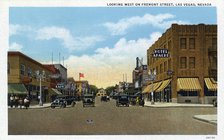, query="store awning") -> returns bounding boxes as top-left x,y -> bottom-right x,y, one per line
177,78 -> 202,92
142,81 -> 162,93
155,79 -> 171,92
8,83 -> 28,95
51,88 -> 62,95
204,78 -> 217,91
